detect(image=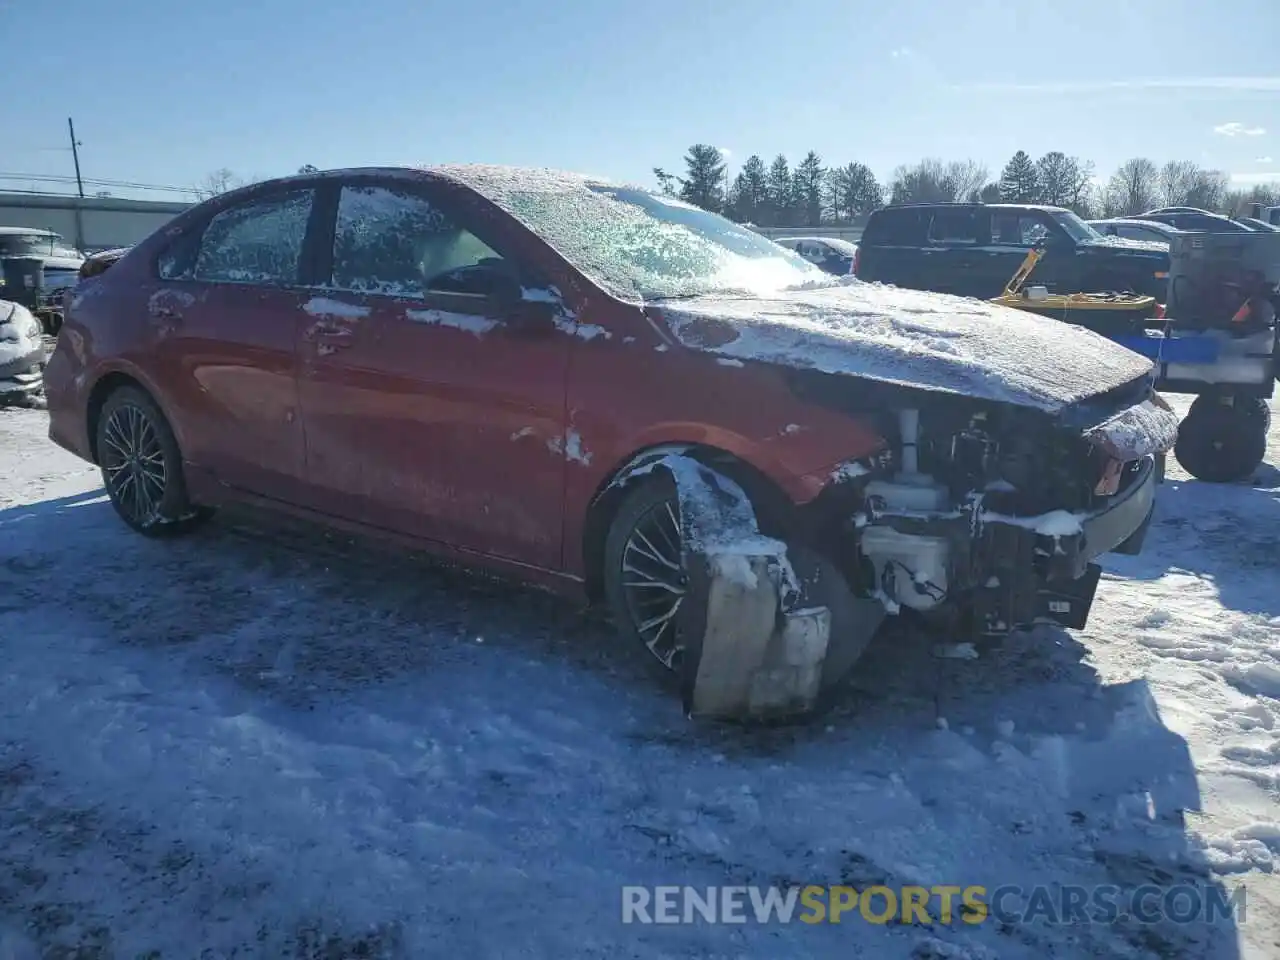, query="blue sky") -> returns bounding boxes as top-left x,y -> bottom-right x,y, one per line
4,0 -> 1277,199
